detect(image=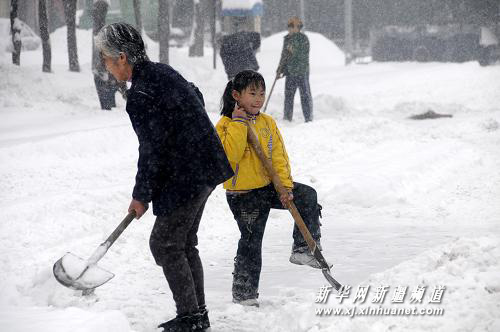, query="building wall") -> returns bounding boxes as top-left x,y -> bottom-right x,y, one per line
0,1 -> 9,18
261,0 -> 499,43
